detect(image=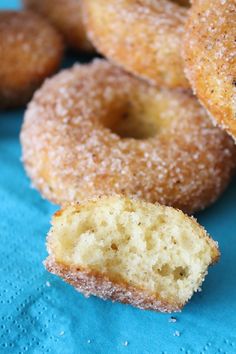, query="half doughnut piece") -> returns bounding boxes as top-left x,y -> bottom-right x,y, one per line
45,196 -> 220,312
